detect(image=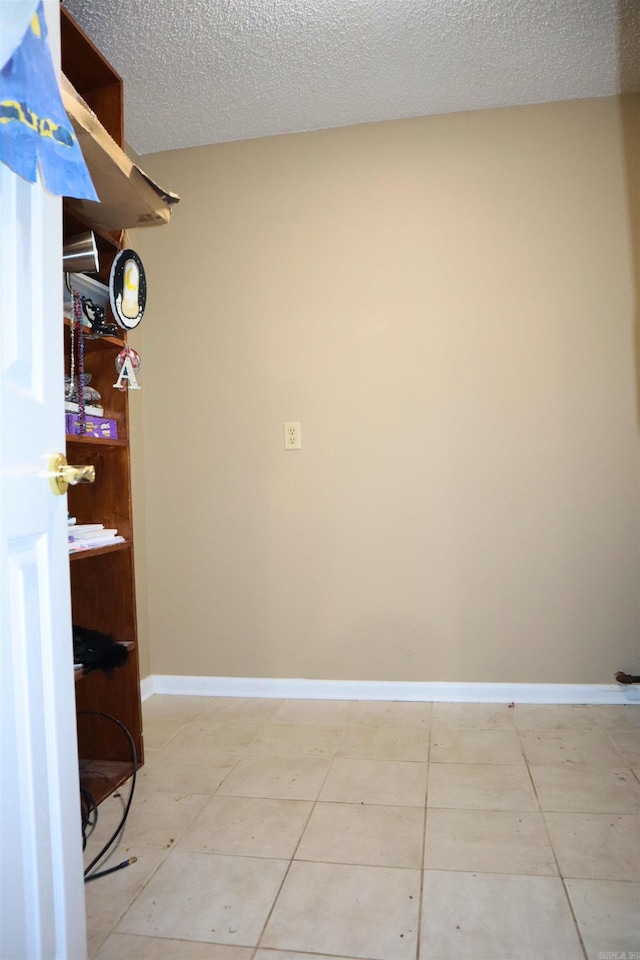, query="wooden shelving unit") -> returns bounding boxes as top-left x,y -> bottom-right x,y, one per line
61,6 -> 150,804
